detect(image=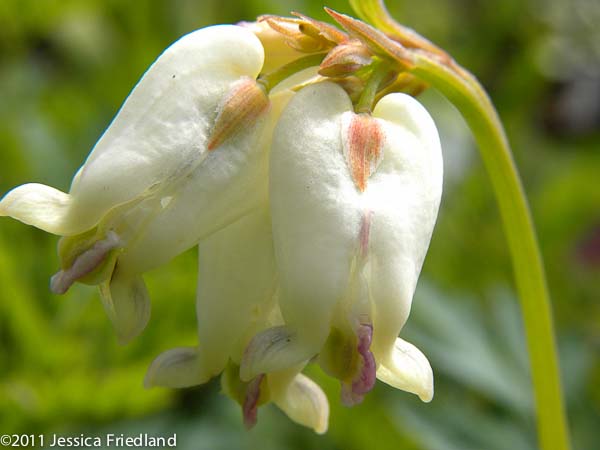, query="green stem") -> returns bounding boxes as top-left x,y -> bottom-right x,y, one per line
412,55 -> 571,450
258,53 -> 327,92
348,2 -> 571,449
355,61 -> 391,113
